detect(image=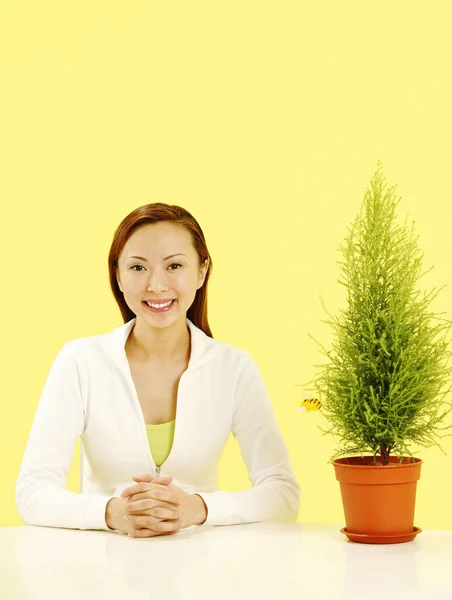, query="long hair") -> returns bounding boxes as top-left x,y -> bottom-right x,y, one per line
108,203 -> 214,337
